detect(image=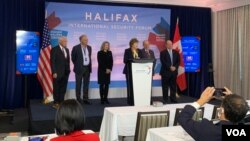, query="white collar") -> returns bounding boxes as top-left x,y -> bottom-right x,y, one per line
59,45 -> 64,50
